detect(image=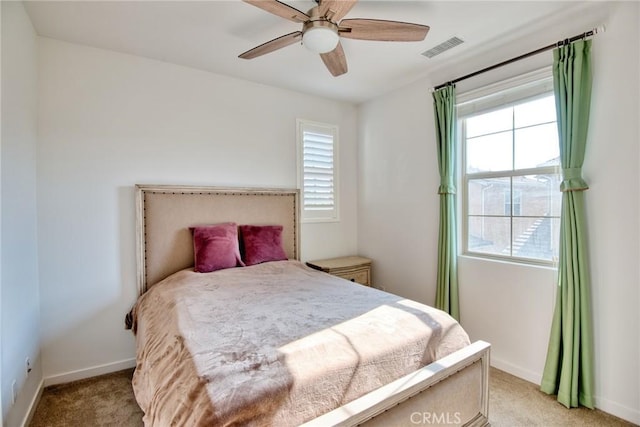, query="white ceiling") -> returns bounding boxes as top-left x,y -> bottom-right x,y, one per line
24,1 -> 588,104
